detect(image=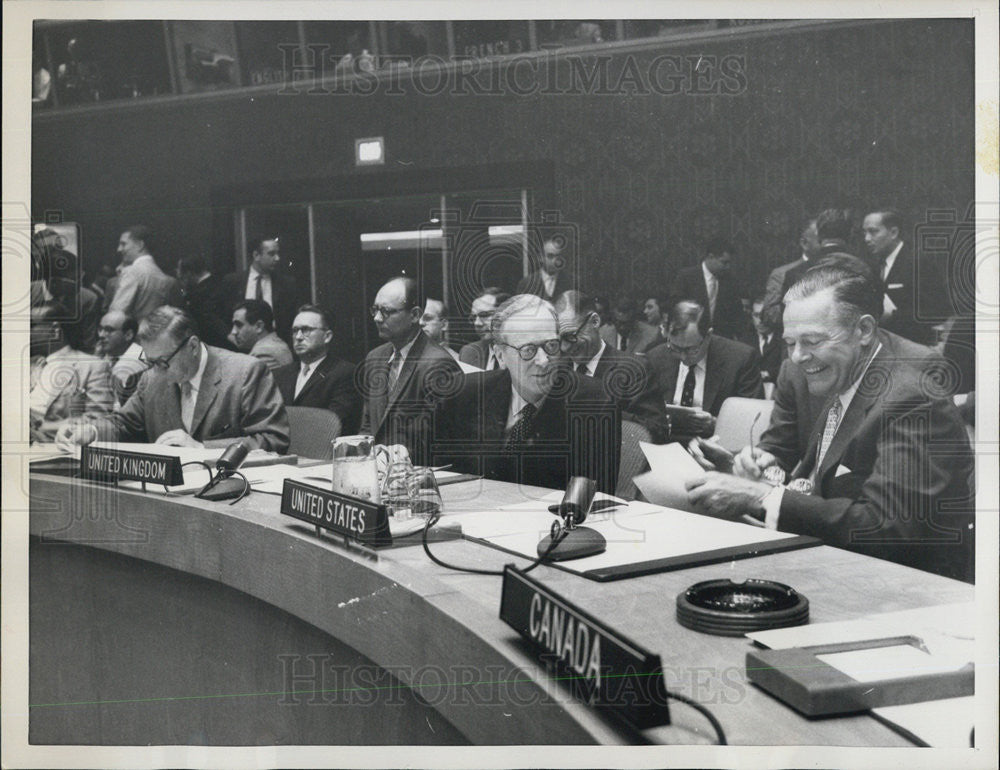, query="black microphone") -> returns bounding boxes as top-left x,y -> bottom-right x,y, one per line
216,440 -> 249,474
536,476 -> 606,561
197,440 -> 251,502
